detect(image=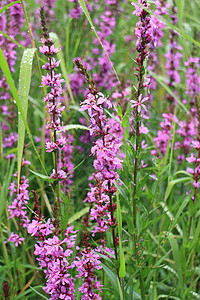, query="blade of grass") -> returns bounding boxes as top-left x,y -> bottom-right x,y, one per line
18,48 -> 36,186
176,0 -> 185,29
0,0 -> 21,14
168,233 -> 184,297
116,187 -> 125,278
164,177 -> 191,201
0,31 -> 26,49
